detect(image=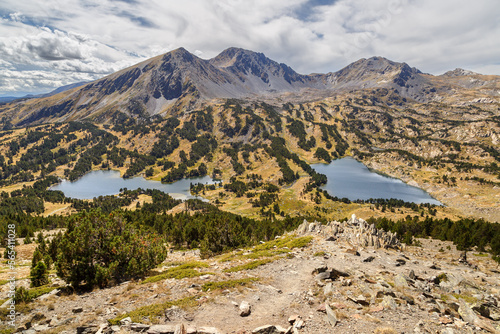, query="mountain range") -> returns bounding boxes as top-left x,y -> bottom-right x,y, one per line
0,81 -> 88,104
0,46 -> 498,224
0,47 -> 499,334
0,47 -> 499,127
